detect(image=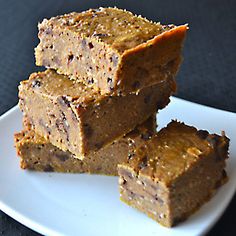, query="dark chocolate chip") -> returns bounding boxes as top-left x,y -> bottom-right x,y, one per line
55,112 -> 70,142
68,54 -> 74,63
71,110 -> 78,122
55,119 -> 63,131
138,156 -> 148,170
92,33 -> 109,37
141,132 -> 152,141
44,165 -> 54,172
110,54 -> 119,67
154,195 -> 164,205
107,77 -> 114,91
32,80 -> 41,88
87,78 -> 94,84
83,123 -> 93,138
58,96 -> 70,108
128,153 -> 135,160
196,130 -> 209,140
55,153 -> 69,162
88,42 -> 94,49
62,112 -> 70,128
120,177 -> 127,185
49,113 -> 56,119
39,119 -> 51,135
107,78 -> 112,83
